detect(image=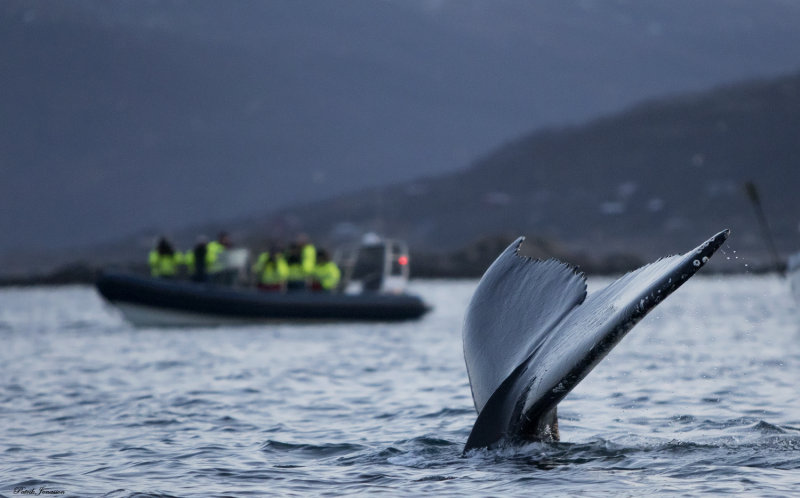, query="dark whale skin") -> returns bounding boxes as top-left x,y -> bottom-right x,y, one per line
463,230 -> 730,451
